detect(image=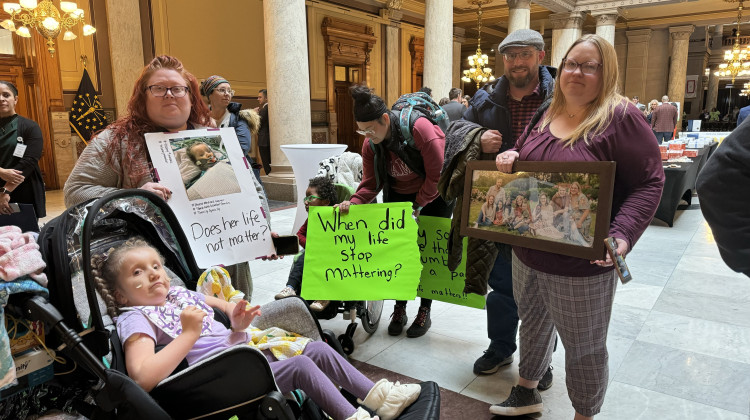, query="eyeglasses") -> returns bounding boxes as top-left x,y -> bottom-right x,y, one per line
303,195 -> 323,202
215,88 -> 235,96
502,50 -> 537,61
147,85 -> 190,97
561,59 -> 602,75
355,129 -> 376,136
